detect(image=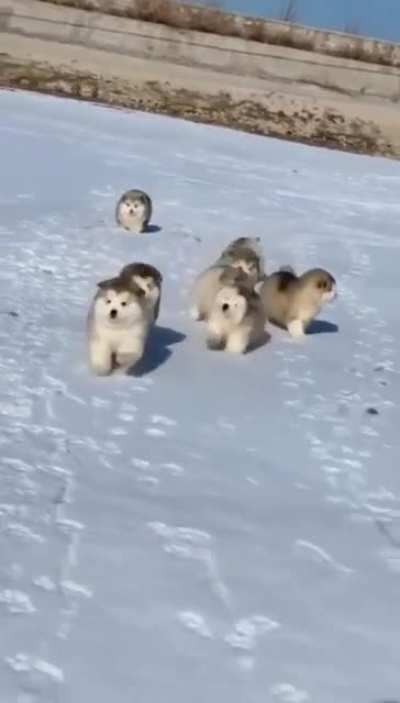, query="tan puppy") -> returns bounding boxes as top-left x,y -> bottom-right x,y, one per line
259,268 -> 337,338
190,249 -> 260,322
206,283 -> 267,354
119,262 -> 162,322
87,277 -> 151,376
